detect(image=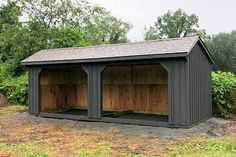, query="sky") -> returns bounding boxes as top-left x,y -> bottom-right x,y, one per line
1,0 -> 236,41
88,0 -> 236,41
